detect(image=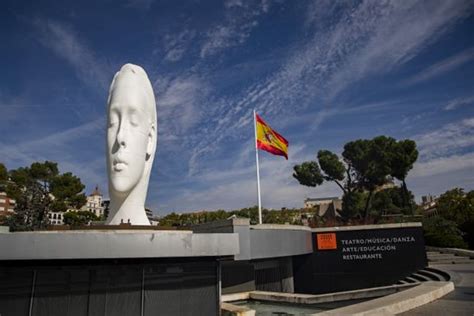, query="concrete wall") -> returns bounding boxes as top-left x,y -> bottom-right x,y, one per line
249,226 -> 312,260
192,219 -> 313,261
0,230 -> 239,260
193,220 -> 312,294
